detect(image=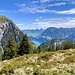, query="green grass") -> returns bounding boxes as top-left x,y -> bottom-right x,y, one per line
62,56 -> 75,64
0,49 -> 75,75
